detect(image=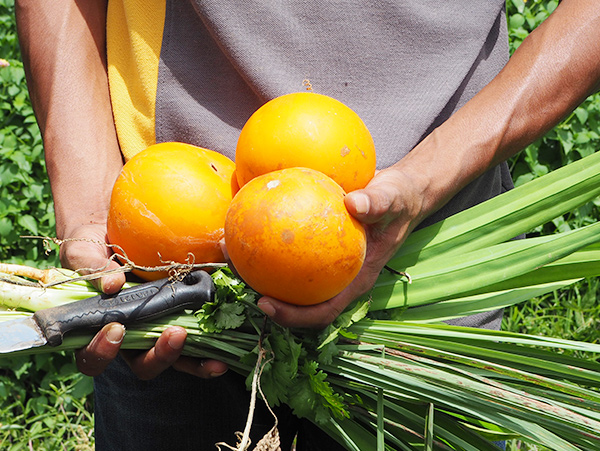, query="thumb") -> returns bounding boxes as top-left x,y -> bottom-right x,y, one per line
61,241 -> 126,294
96,260 -> 127,294
345,188 -> 394,225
